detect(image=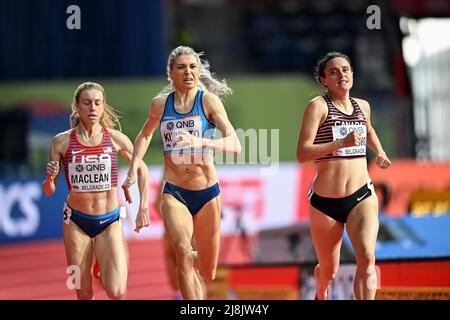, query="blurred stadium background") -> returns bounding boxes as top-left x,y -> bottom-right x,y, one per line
0,0 -> 449,300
